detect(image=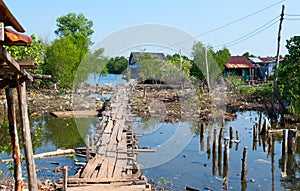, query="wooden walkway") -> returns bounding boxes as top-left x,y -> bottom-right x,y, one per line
62,83 -> 151,190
